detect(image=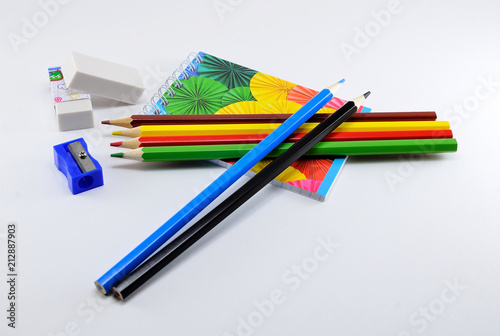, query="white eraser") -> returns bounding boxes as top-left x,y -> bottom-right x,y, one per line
55,99 -> 94,131
62,51 -> 145,104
